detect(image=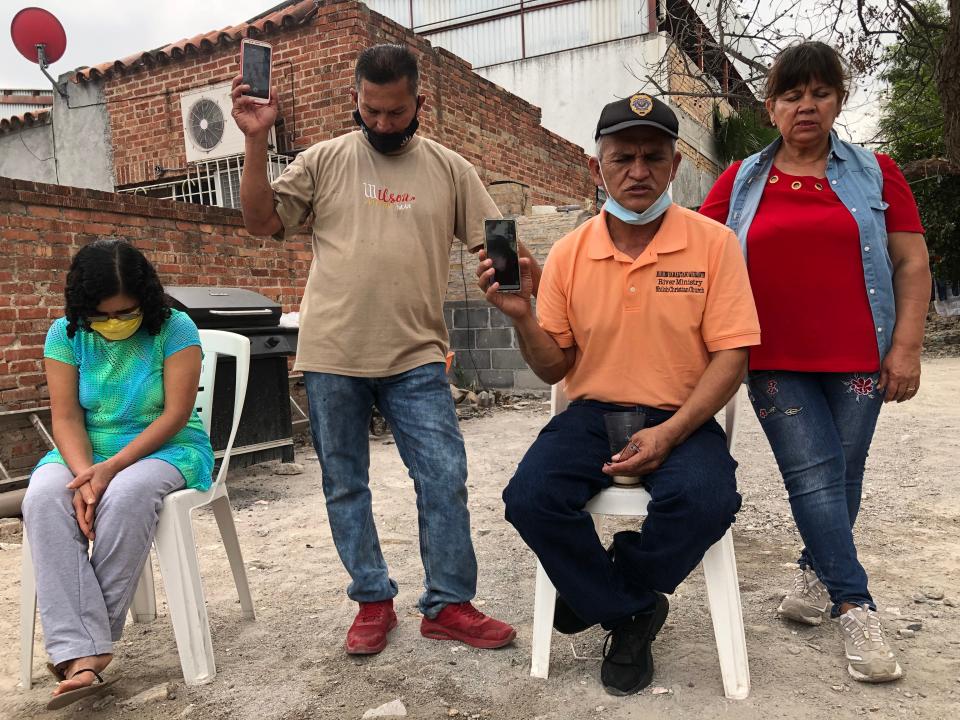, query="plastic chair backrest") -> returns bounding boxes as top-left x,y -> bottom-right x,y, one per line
197,330 -> 251,491
549,383 -> 570,416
